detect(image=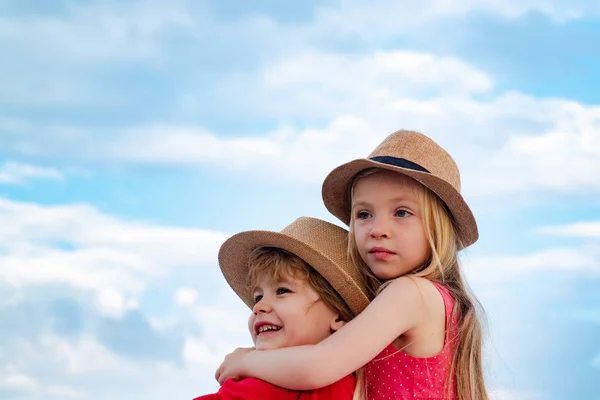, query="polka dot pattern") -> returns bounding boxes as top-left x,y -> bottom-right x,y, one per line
364,282 -> 458,399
